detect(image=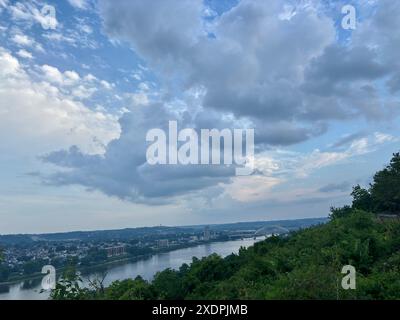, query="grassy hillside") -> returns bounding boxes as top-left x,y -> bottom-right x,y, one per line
51,153 -> 400,300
